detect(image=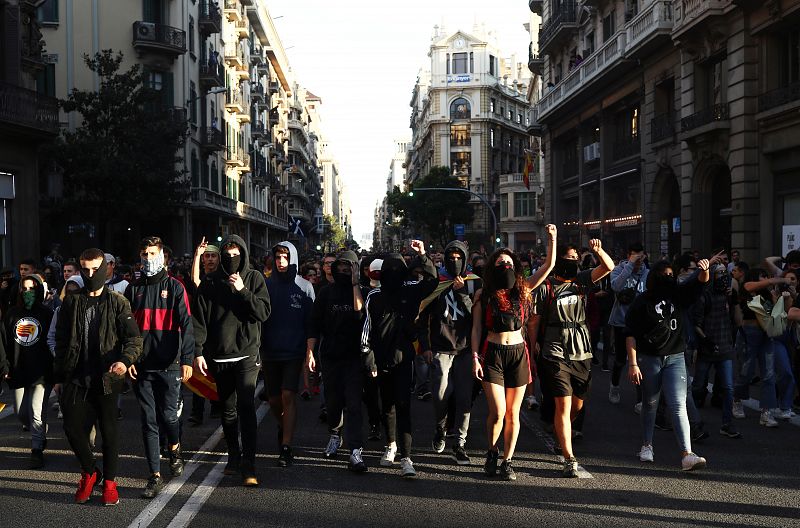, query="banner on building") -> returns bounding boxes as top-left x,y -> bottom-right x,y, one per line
782,225 -> 800,256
